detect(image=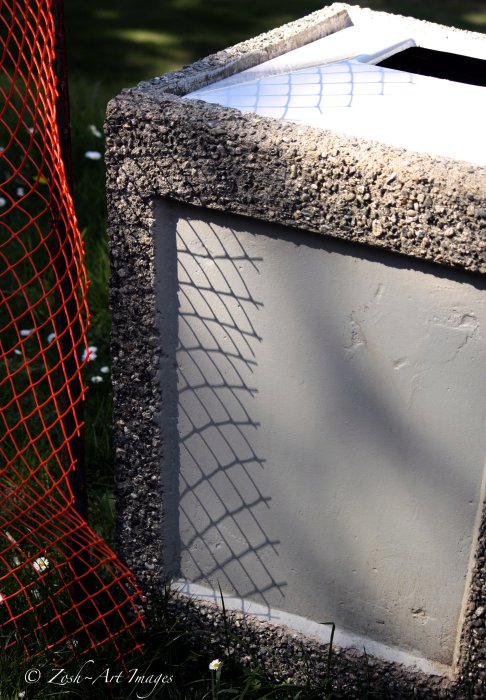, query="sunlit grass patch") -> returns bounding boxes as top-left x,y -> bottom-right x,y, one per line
462,12 -> 486,28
